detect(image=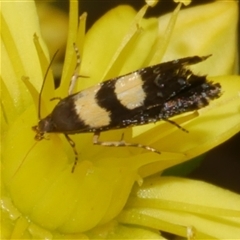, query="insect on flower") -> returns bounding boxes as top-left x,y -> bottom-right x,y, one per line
32,43 -> 221,172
